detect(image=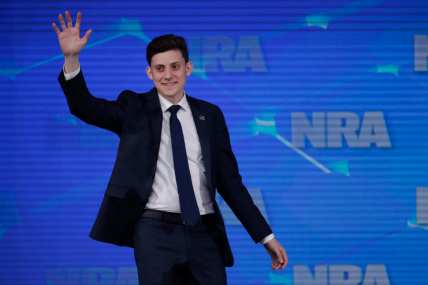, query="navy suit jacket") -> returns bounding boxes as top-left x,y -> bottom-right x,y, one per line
58,70 -> 272,267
